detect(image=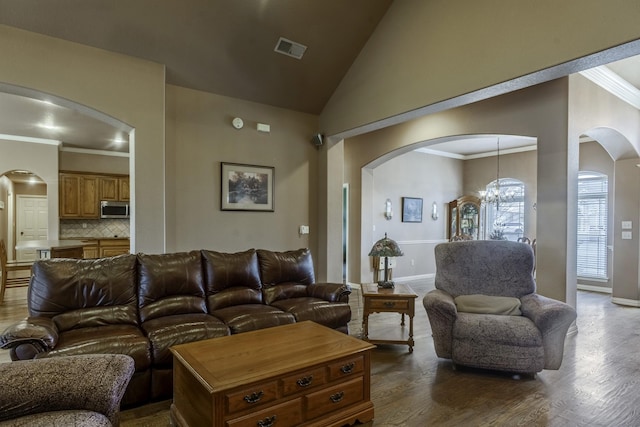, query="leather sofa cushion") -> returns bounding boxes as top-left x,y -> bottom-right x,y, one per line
141,313 -> 229,367
258,249 -> 315,304
29,255 -> 138,331
202,249 -> 262,292
262,282 -> 308,305
257,248 -> 315,287
271,298 -> 352,330
211,304 -> 295,334
207,287 -> 262,311
38,325 -> 151,371
138,251 -> 208,323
